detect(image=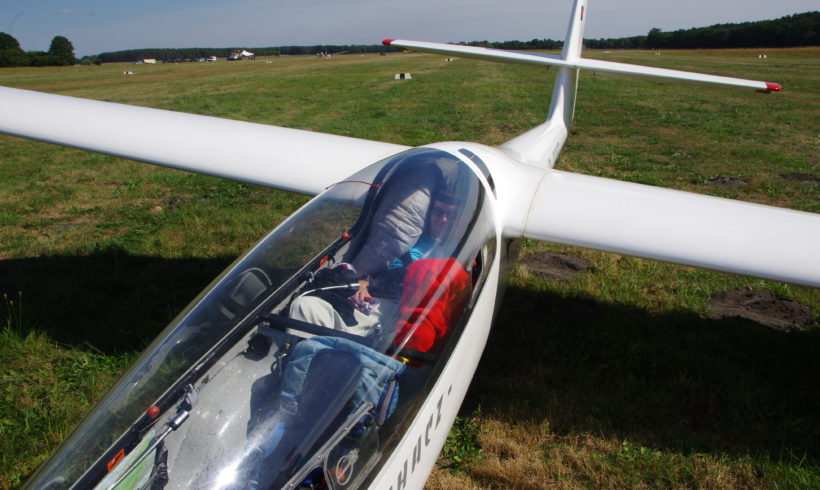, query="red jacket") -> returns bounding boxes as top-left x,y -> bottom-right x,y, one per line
392,258 -> 471,353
